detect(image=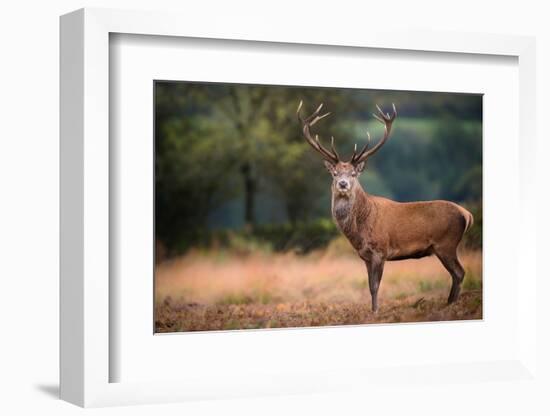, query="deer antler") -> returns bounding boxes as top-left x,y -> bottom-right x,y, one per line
350,103 -> 397,165
297,101 -> 340,164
